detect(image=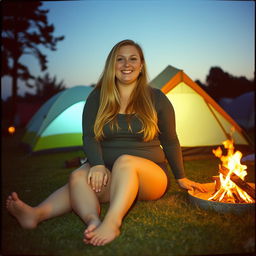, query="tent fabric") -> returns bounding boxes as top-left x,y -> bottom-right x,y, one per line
150,65 -> 251,158
219,92 -> 255,130
22,85 -> 93,153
